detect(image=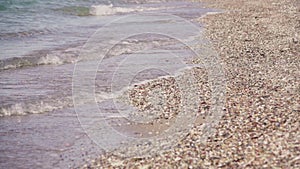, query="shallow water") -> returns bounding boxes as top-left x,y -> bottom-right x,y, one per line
0,0 -> 217,168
